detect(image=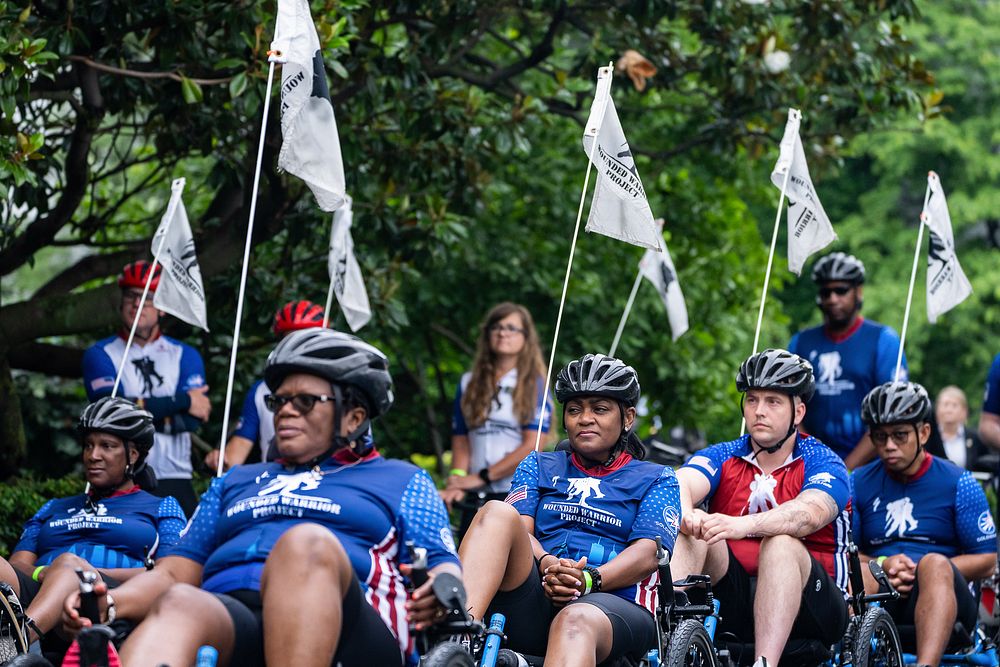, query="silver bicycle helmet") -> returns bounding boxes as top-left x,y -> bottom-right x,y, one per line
78,397 -> 155,457
736,349 -> 816,402
554,354 -> 640,407
264,328 -> 394,418
861,382 -> 931,426
811,252 -> 866,285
